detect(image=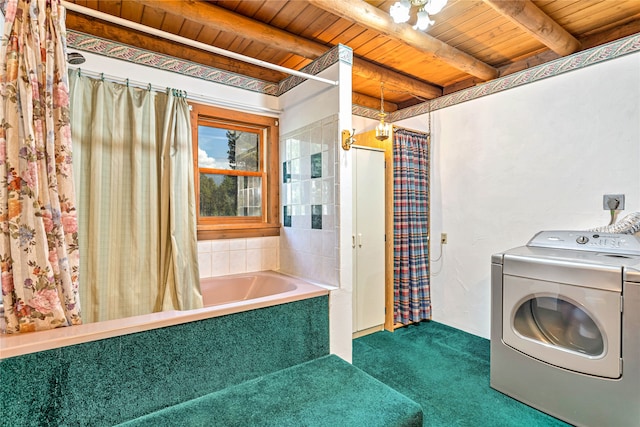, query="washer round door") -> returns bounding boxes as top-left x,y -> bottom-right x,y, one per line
502,275 -> 621,378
